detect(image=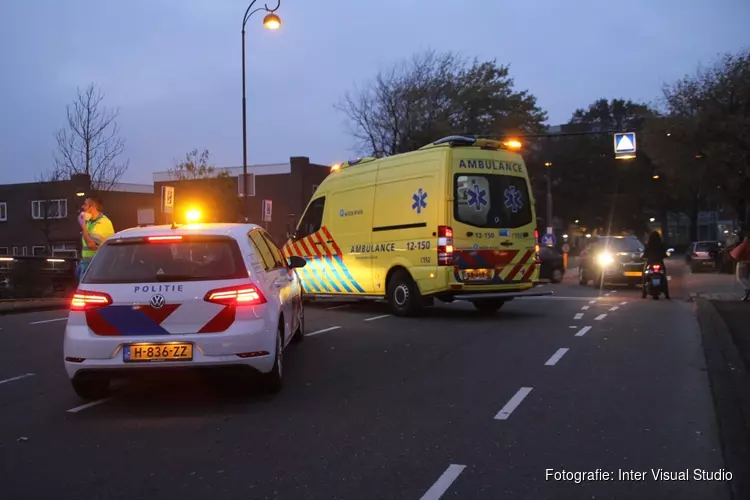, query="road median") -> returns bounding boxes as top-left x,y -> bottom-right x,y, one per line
0,297 -> 70,315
